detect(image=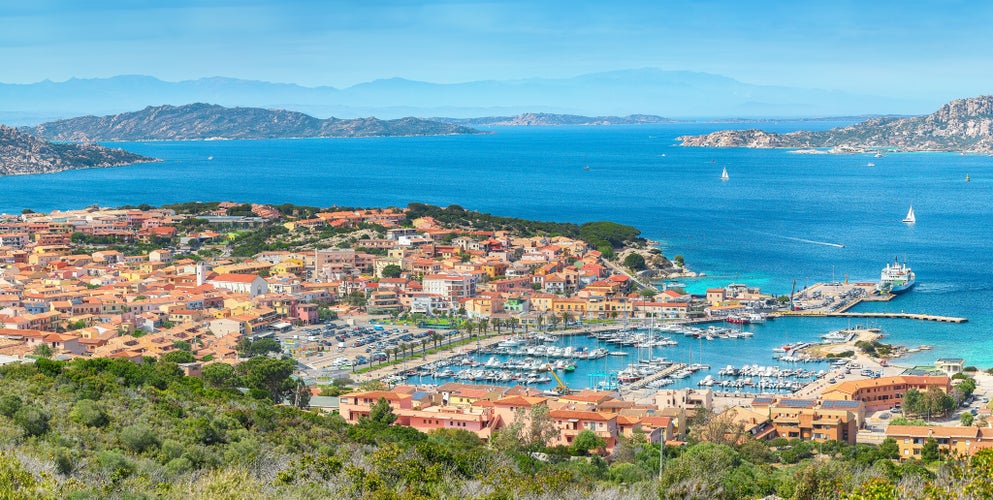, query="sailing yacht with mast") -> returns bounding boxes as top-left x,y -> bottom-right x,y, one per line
720,167 -> 729,181
902,205 -> 916,224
